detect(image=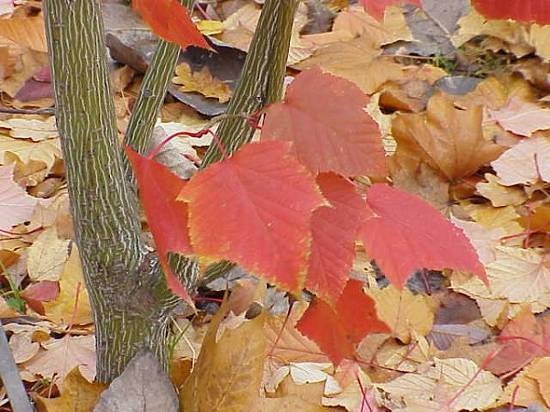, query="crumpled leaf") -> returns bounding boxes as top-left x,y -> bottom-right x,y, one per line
26,227 -> 70,282
262,67 -> 386,177
359,184 -> 487,288
178,141 -> 325,294
173,63 -> 232,103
